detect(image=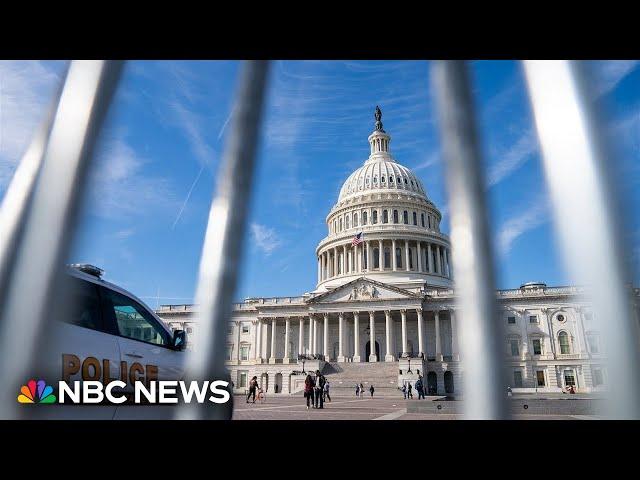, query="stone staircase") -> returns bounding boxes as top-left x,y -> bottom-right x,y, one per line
321,362 -> 401,397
